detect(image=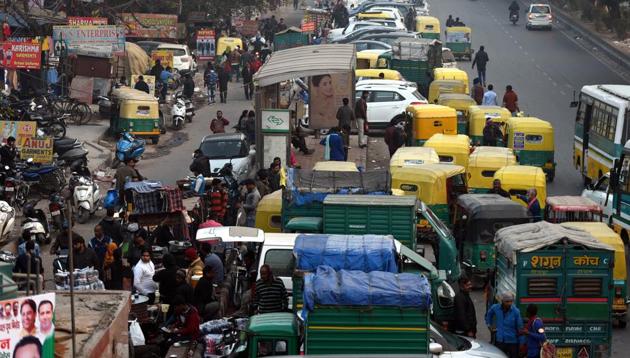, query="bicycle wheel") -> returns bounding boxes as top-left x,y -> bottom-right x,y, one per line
74,102 -> 92,125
